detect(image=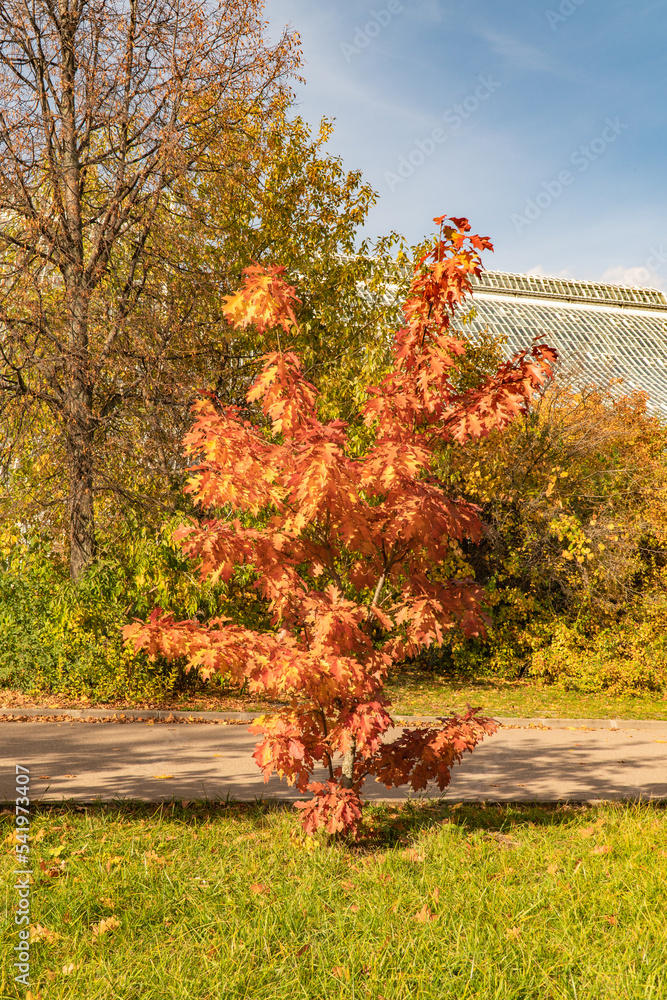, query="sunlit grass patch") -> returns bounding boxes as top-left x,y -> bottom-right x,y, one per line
386,671 -> 667,721
1,799 -> 666,998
